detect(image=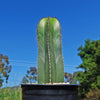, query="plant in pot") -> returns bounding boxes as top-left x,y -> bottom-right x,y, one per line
21,17 -> 79,100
